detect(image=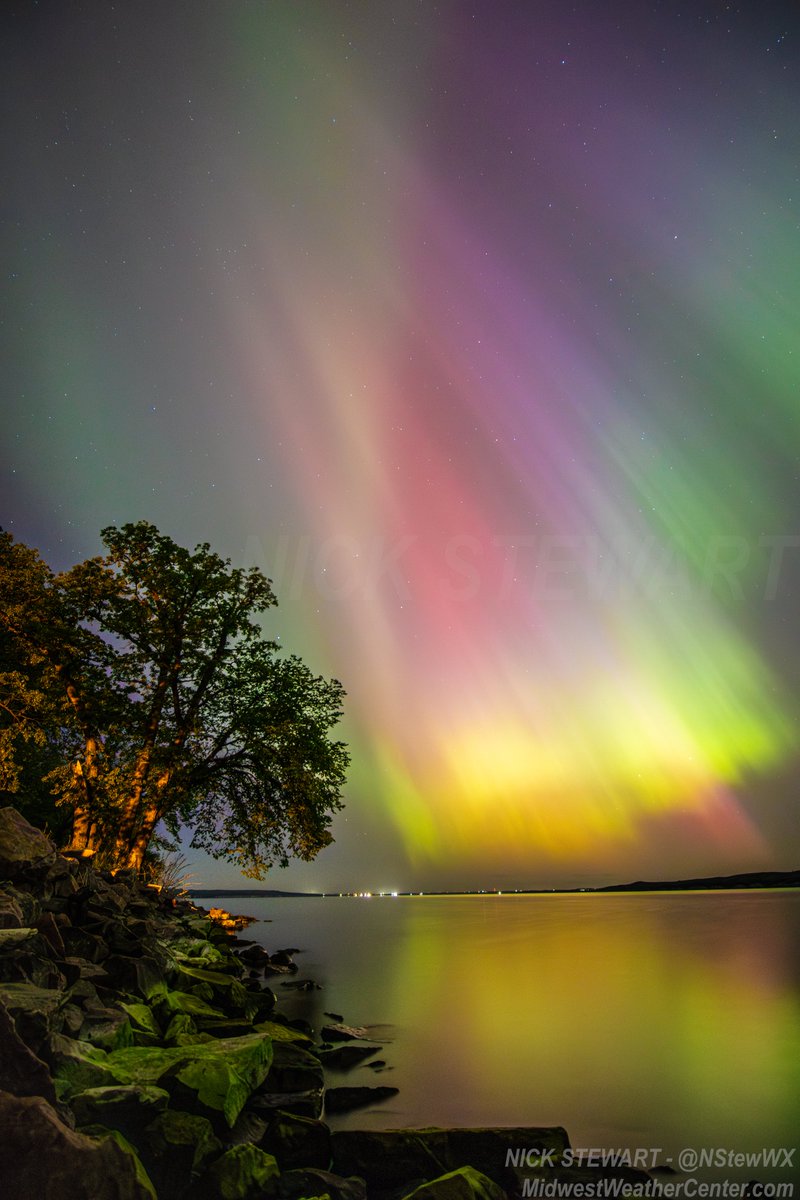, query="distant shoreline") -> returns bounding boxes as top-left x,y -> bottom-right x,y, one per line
190,867 -> 800,899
